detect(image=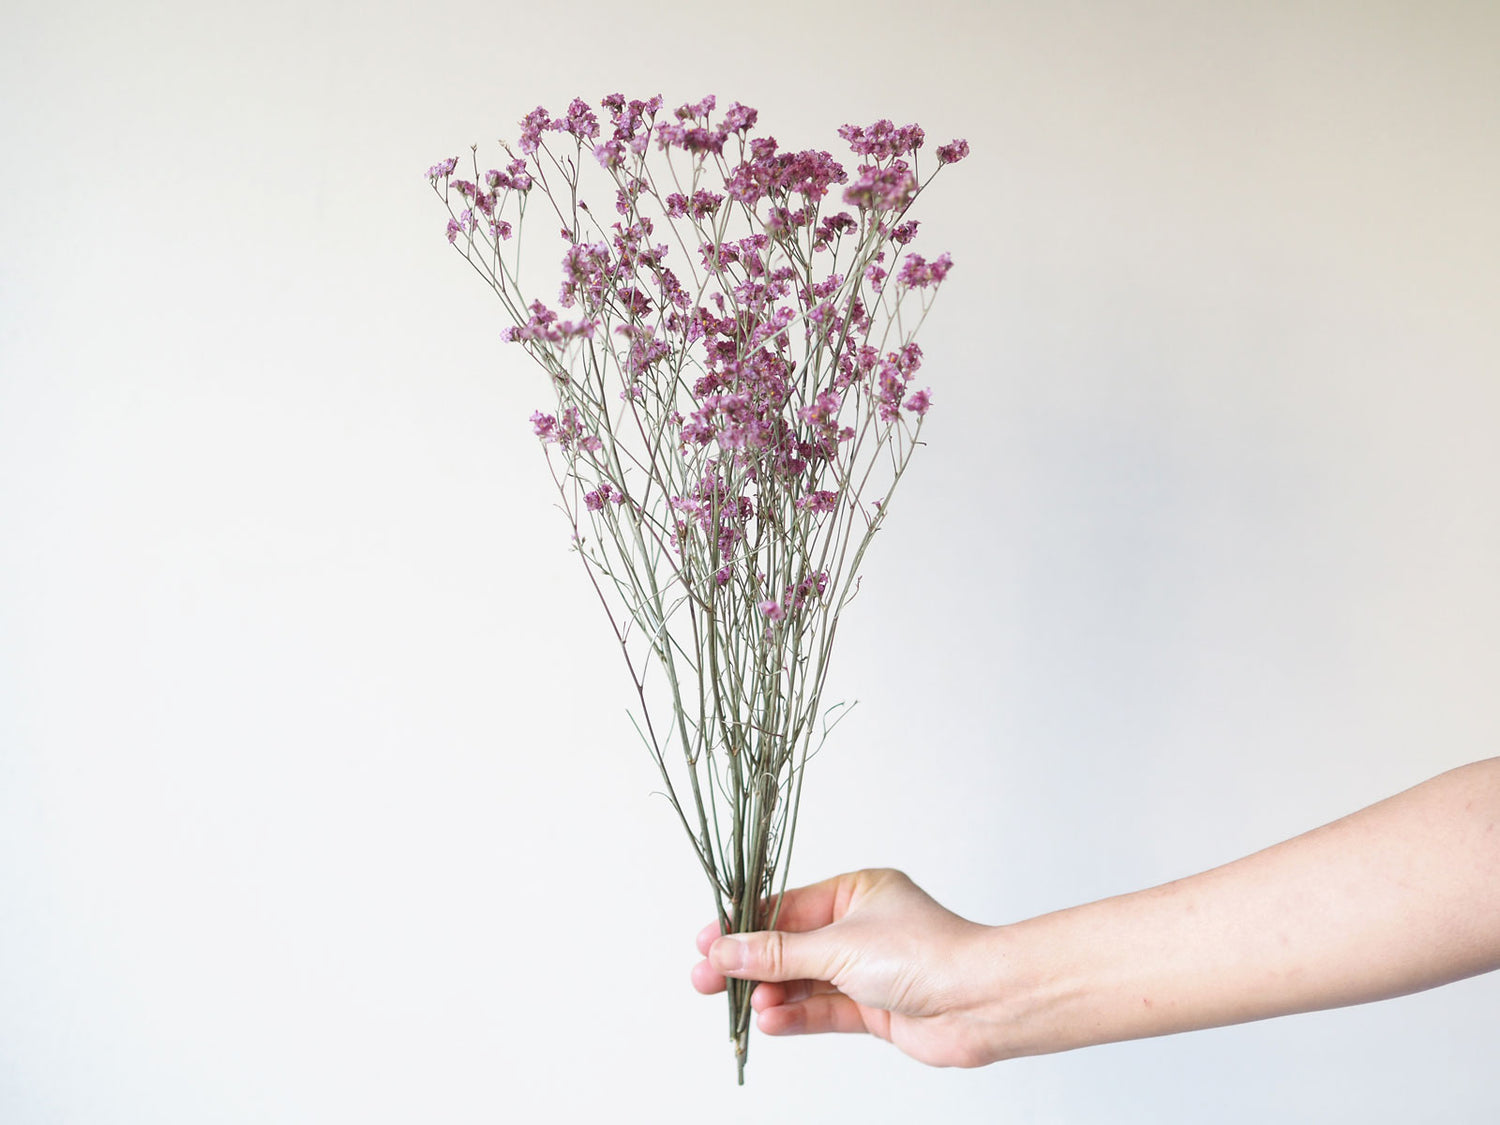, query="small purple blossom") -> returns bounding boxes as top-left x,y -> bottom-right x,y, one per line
936,138 -> 970,165
843,160 -> 916,211
504,299 -> 599,346
726,148 -> 846,207
542,405 -> 605,454
690,189 -> 723,218
555,97 -> 600,142
789,570 -> 829,607
838,120 -> 925,159
519,107 -> 553,155
505,159 -> 533,192
427,156 -> 459,180
720,102 -> 758,133
904,388 -> 932,417
676,95 -> 717,120
519,106 -> 561,154
595,139 -> 627,169
486,159 -> 534,193
584,482 -> 618,510
796,490 -> 839,514
890,220 -> 920,245
896,252 -> 953,289
757,599 -> 785,623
